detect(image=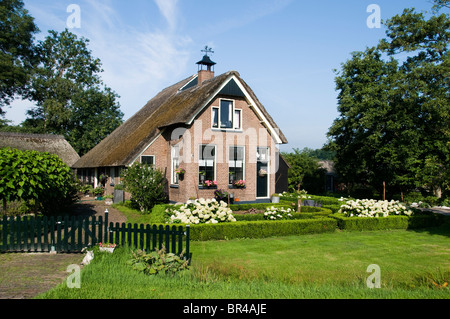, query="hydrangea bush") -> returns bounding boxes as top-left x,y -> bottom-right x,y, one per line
167,198 -> 237,224
264,207 -> 294,220
338,199 -> 413,217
